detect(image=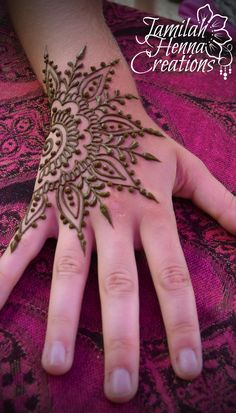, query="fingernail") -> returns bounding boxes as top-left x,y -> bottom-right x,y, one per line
177,348 -> 199,375
109,368 -> 132,396
48,341 -> 66,366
